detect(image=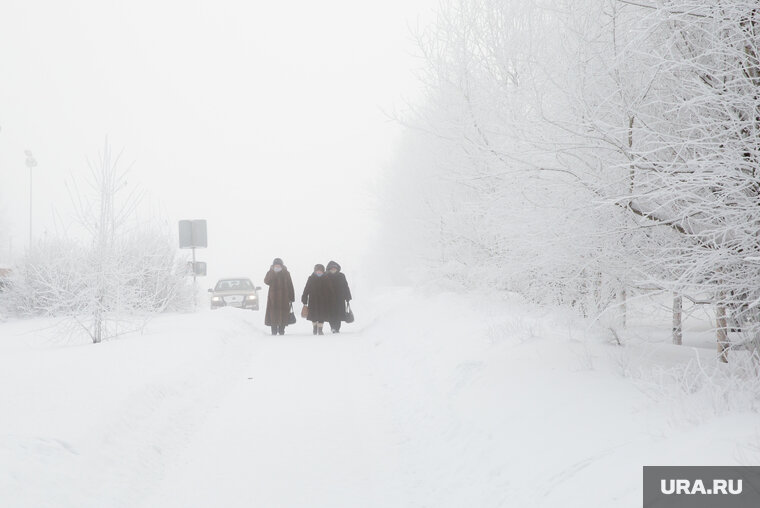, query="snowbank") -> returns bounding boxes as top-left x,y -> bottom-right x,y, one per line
362,290 -> 760,506
0,308 -> 259,508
